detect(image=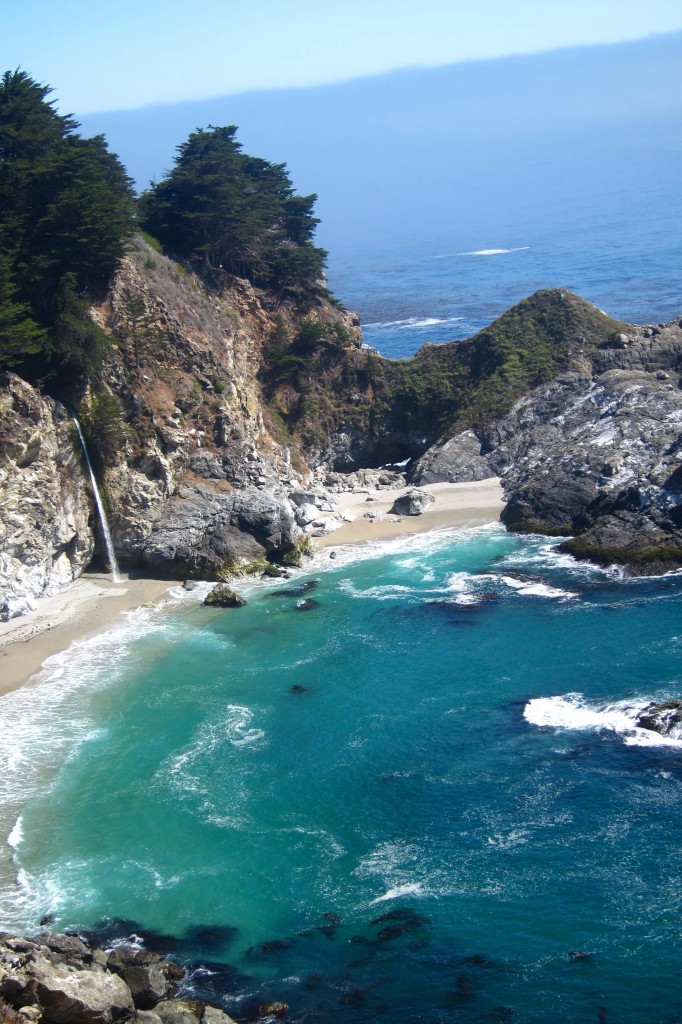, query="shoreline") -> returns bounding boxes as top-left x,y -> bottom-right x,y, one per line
0,478 -> 505,697
0,574 -> 176,697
